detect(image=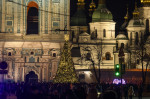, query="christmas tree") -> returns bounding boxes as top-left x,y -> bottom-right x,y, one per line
53,34 -> 79,83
